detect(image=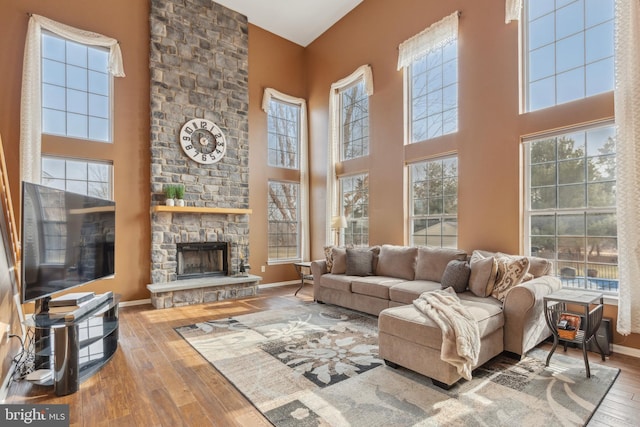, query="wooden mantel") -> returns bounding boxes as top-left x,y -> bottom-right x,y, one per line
151,206 -> 252,215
